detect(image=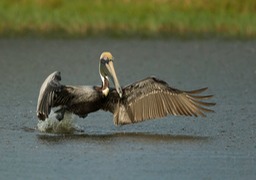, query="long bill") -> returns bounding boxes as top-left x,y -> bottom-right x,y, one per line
104,60 -> 123,98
